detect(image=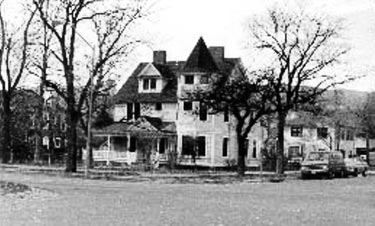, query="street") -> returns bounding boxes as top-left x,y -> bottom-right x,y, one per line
1,172 -> 374,226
